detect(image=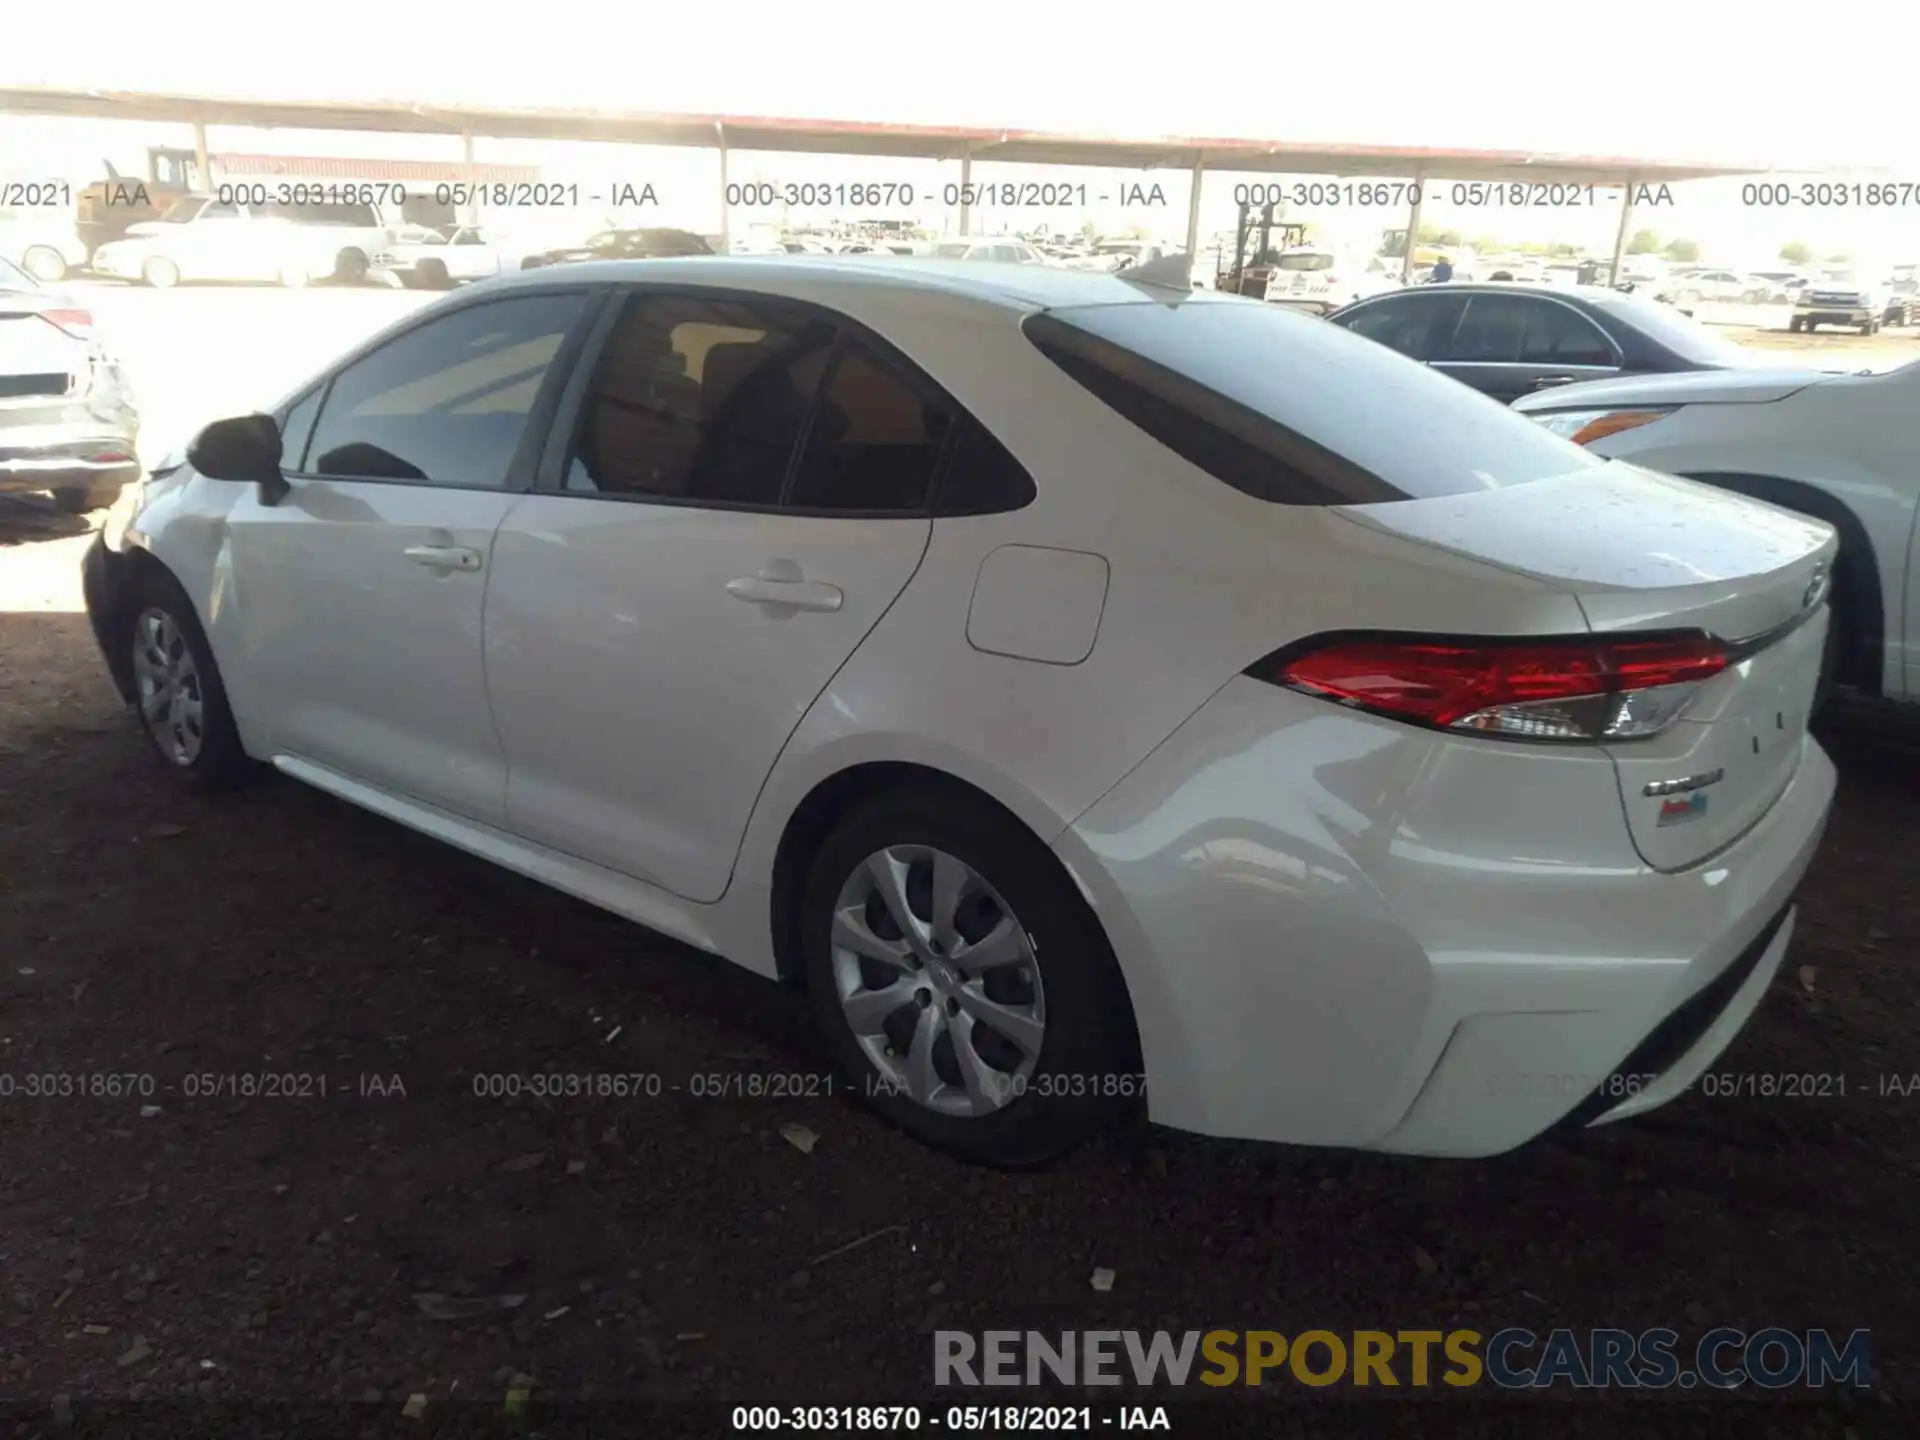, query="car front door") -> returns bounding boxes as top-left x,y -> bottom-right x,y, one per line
1329,289 -> 1468,365
223,288 -> 594,822
482,289 -> 945,902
